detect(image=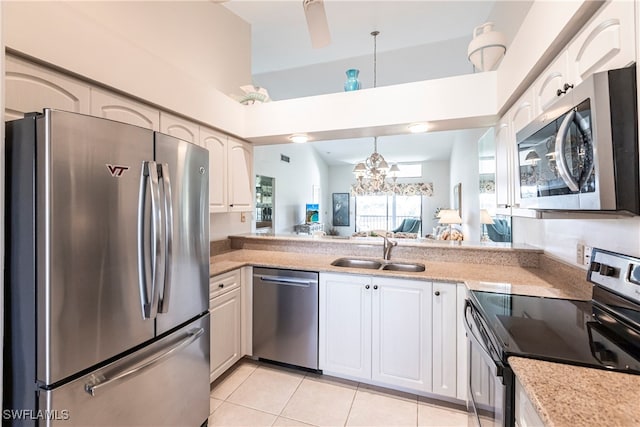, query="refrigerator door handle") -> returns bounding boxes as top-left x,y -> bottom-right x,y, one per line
137,161 -> 163,319
84,327 -> 204,396
158,163 -> 173,313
